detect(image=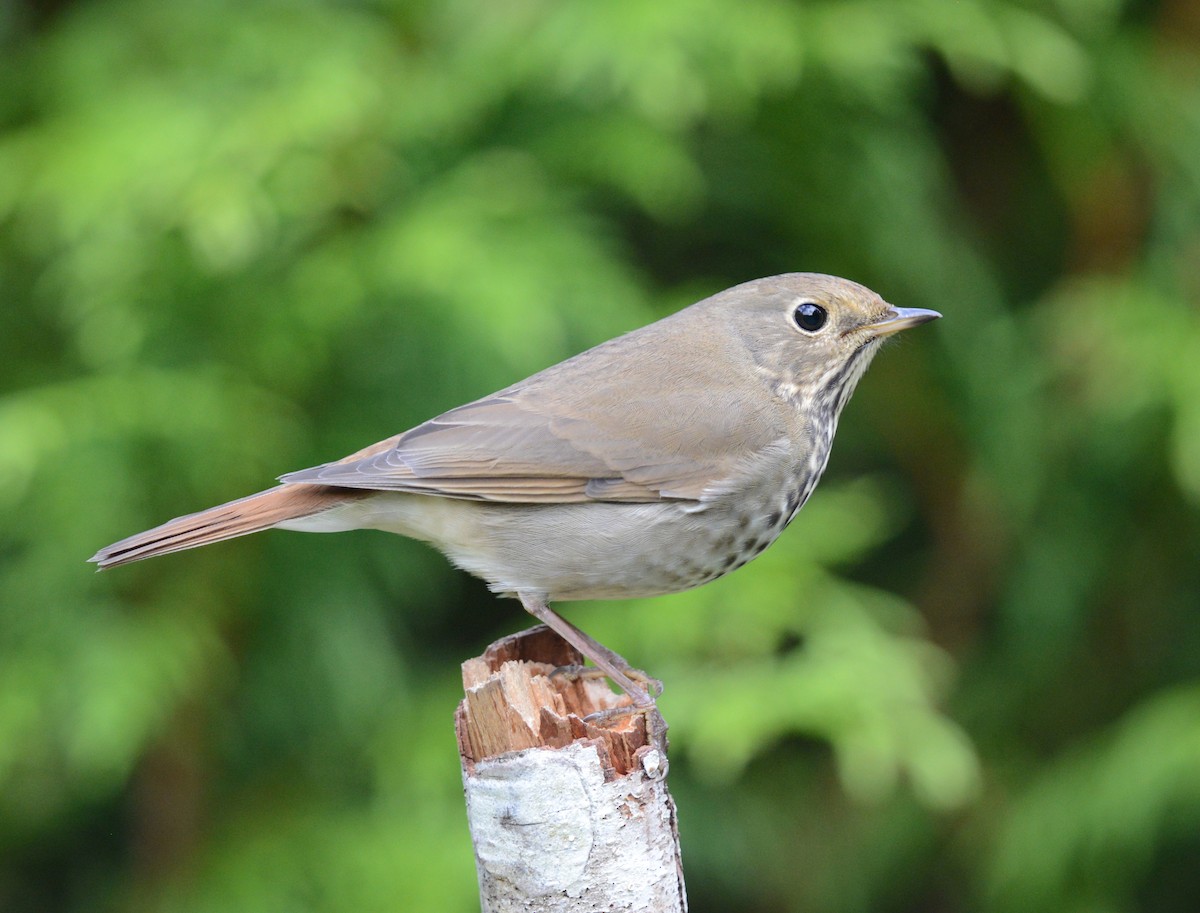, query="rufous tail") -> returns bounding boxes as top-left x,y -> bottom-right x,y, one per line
89,484 -> 364,569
